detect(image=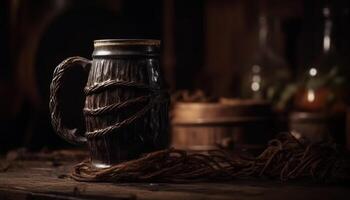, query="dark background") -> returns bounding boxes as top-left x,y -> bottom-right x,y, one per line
0,0 -> 349,152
